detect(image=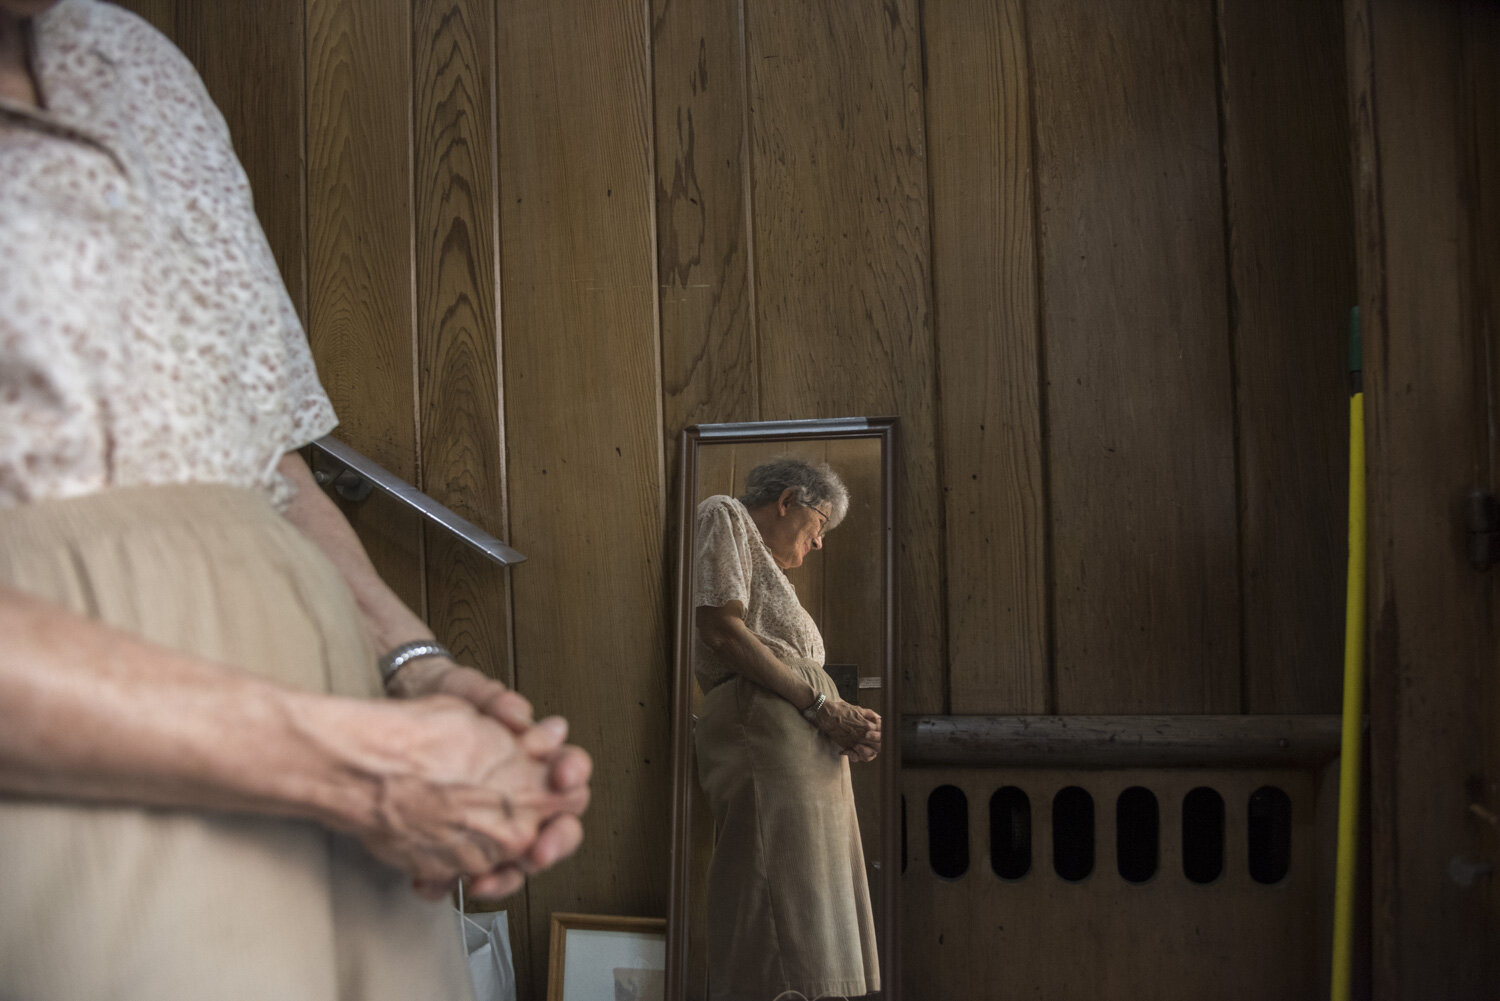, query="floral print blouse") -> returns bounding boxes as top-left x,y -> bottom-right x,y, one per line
691,494 -> 825,693
0,0 -> 336,511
